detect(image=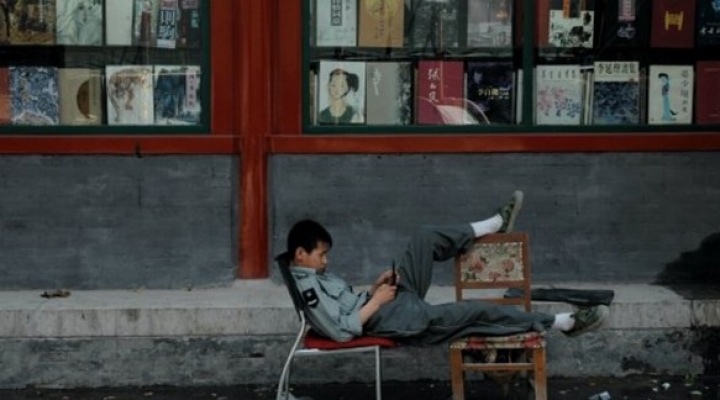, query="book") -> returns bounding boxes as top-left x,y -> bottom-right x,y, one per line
55,0 -> 103,46
133,0 -> 161,47
10,67 -> 59,125
316,60 -> 366,125
154,65 -> 202,125
695,61 -> 720,124
315,0 -> 357,47
0,68 -> 9,124
358,0 -> 405,47
405,0 -> 460,50
0,1 -> 10,44
536,0 -> 551,46
365,61 -> 413,125
697,0 -> 720,46
416,60 -> 465,125
58,68 -> 103,126
548,0 -> 595,48
178,0 -> 201,48
8,0 -> 55,44
592,61 -> 640,125
647,65 -> 693,124
535,64 -> 583,125
596,0 -> 651,47
105,65 -> 154,125
106,0 -> 134,45
157,0 -> 180,48
466,0 -> 513,48
466,60 -> 514,124
650,0 -> 695,47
